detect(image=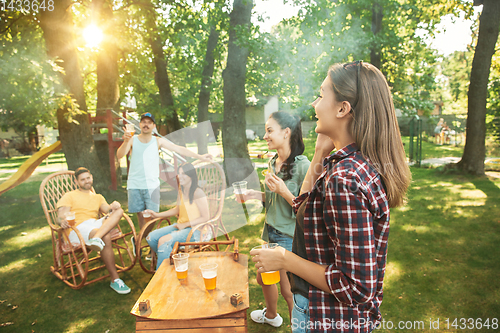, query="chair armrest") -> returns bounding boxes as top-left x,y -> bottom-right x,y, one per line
119,213 -> 137,240
185,218 -> 217,242
57,226 -> 89,257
